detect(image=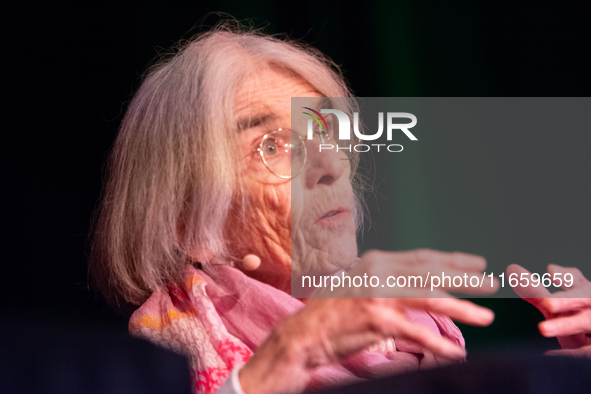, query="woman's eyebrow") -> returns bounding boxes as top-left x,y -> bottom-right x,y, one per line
236,114 -> 279,131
